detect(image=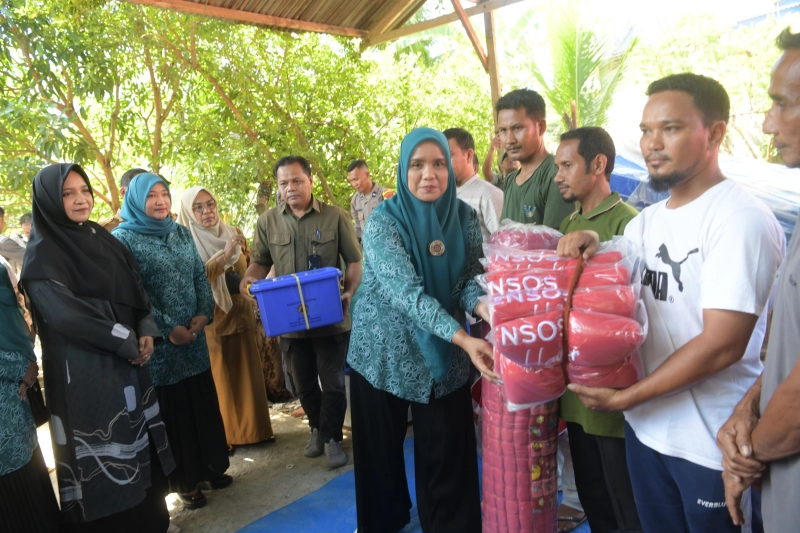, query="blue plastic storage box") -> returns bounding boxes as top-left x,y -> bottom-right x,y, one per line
249,267 -> 344,337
